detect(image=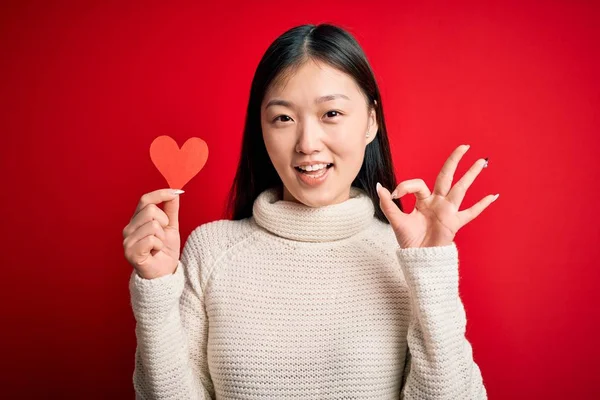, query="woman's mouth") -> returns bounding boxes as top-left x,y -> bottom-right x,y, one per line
294,163 -> 334,187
